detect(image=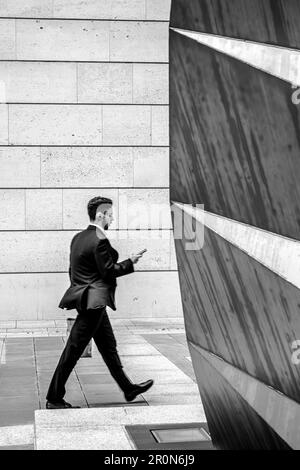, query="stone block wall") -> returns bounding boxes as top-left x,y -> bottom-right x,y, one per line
0,0 -> 182,320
